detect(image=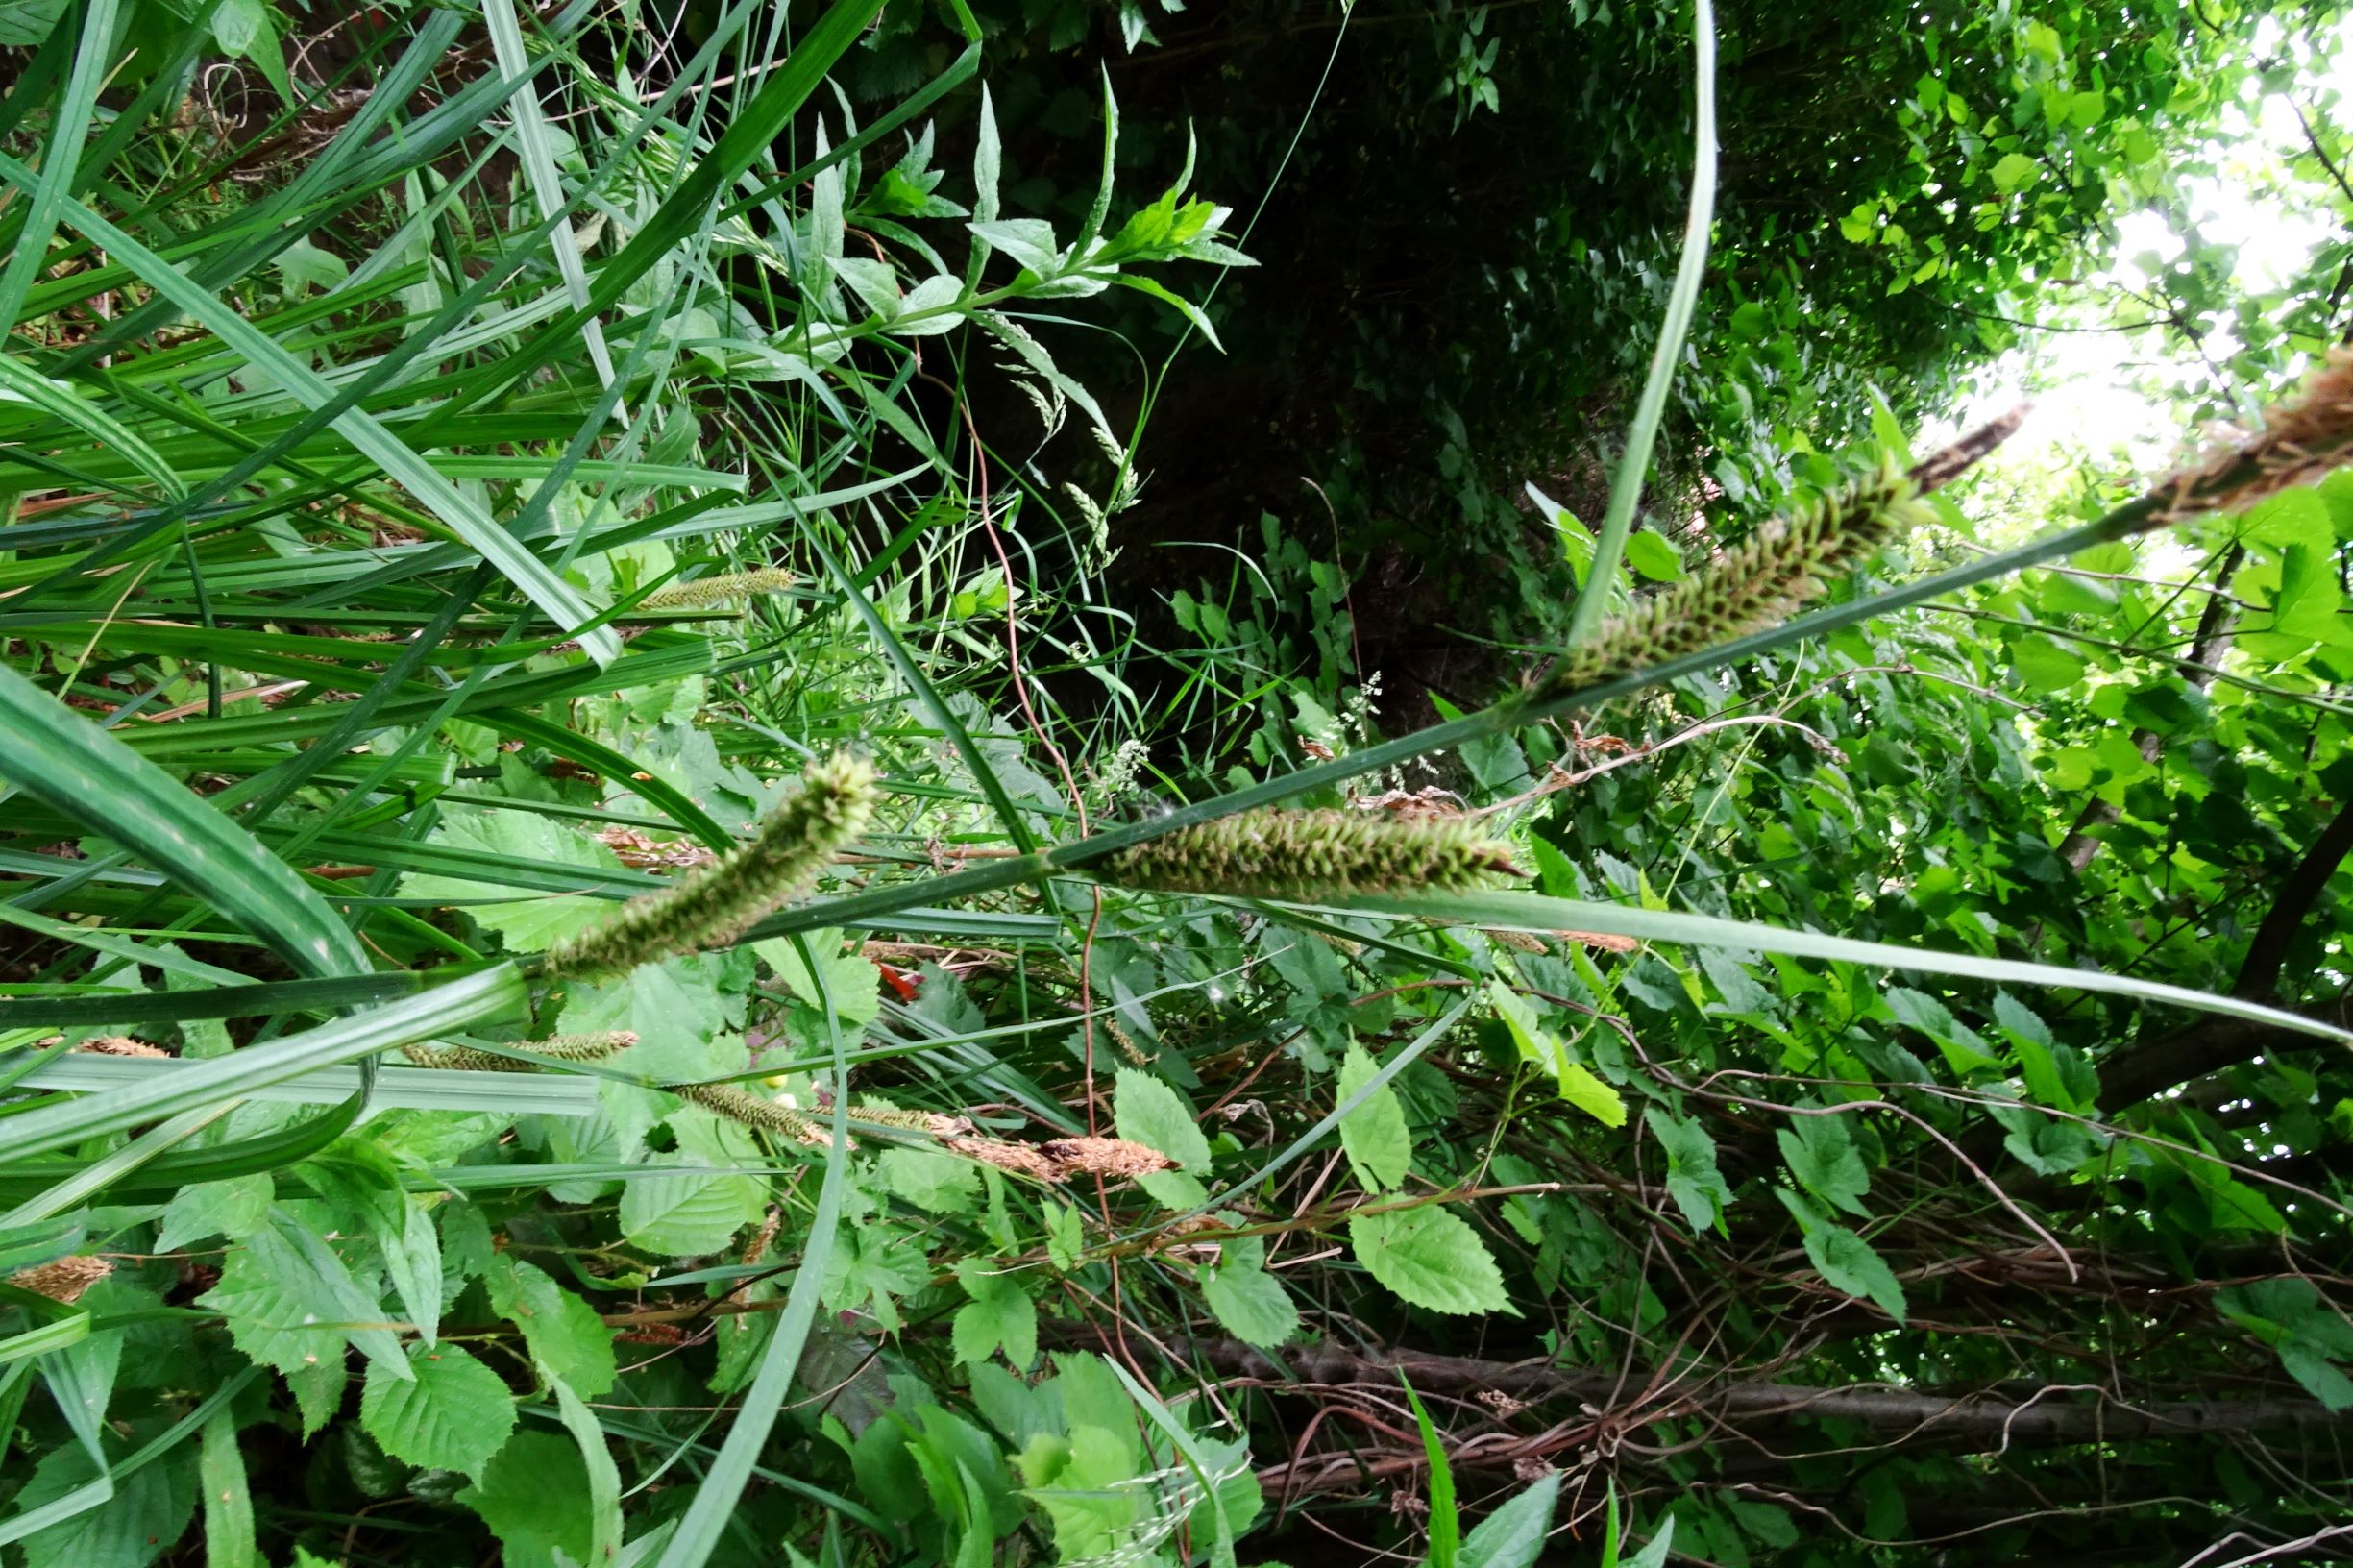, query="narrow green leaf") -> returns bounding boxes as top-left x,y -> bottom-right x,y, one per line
0,966 -> 525,1161
1351,890 -> 2353,1046
0,664 -> 369,981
